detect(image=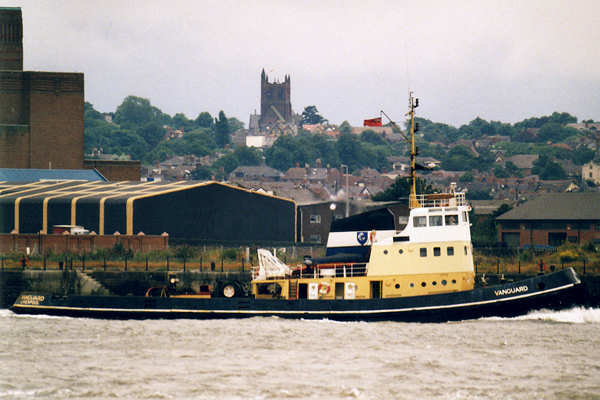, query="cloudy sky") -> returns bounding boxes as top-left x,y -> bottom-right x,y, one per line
4,0 -> 599,127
